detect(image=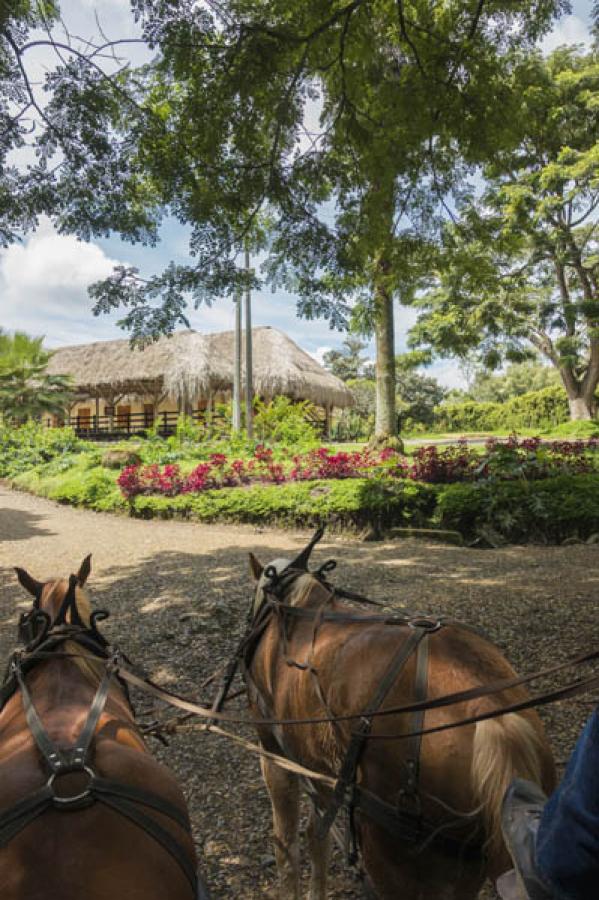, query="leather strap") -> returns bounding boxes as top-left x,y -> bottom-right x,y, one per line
15,663 -> 69,773
92,777 -> 192,832
0,786 -> 54,846
96,792 -> 197,891
317,626 -> 428,842
354,782 -> 483,858
15,654 -> 116,773
398,634 -> 429,809
69,661 -> 116,766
